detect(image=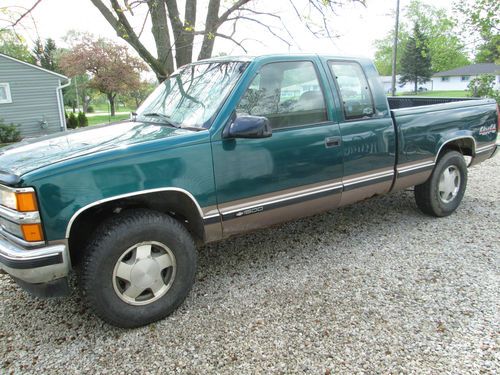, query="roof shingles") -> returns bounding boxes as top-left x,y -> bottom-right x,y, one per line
433,63 -> 500,77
